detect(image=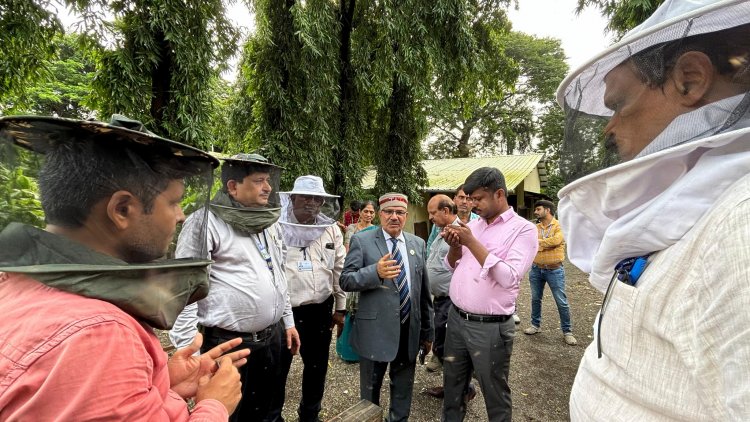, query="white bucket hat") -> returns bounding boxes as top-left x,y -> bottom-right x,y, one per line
557,0 -> 750,117
278,175 -> 341,248
280,175 -> 339,198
